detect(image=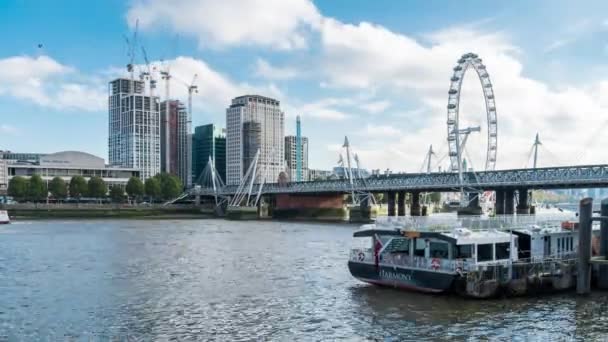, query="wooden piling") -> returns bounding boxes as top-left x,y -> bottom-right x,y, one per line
599,199 -> 608,289
577,197 -> 593,295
